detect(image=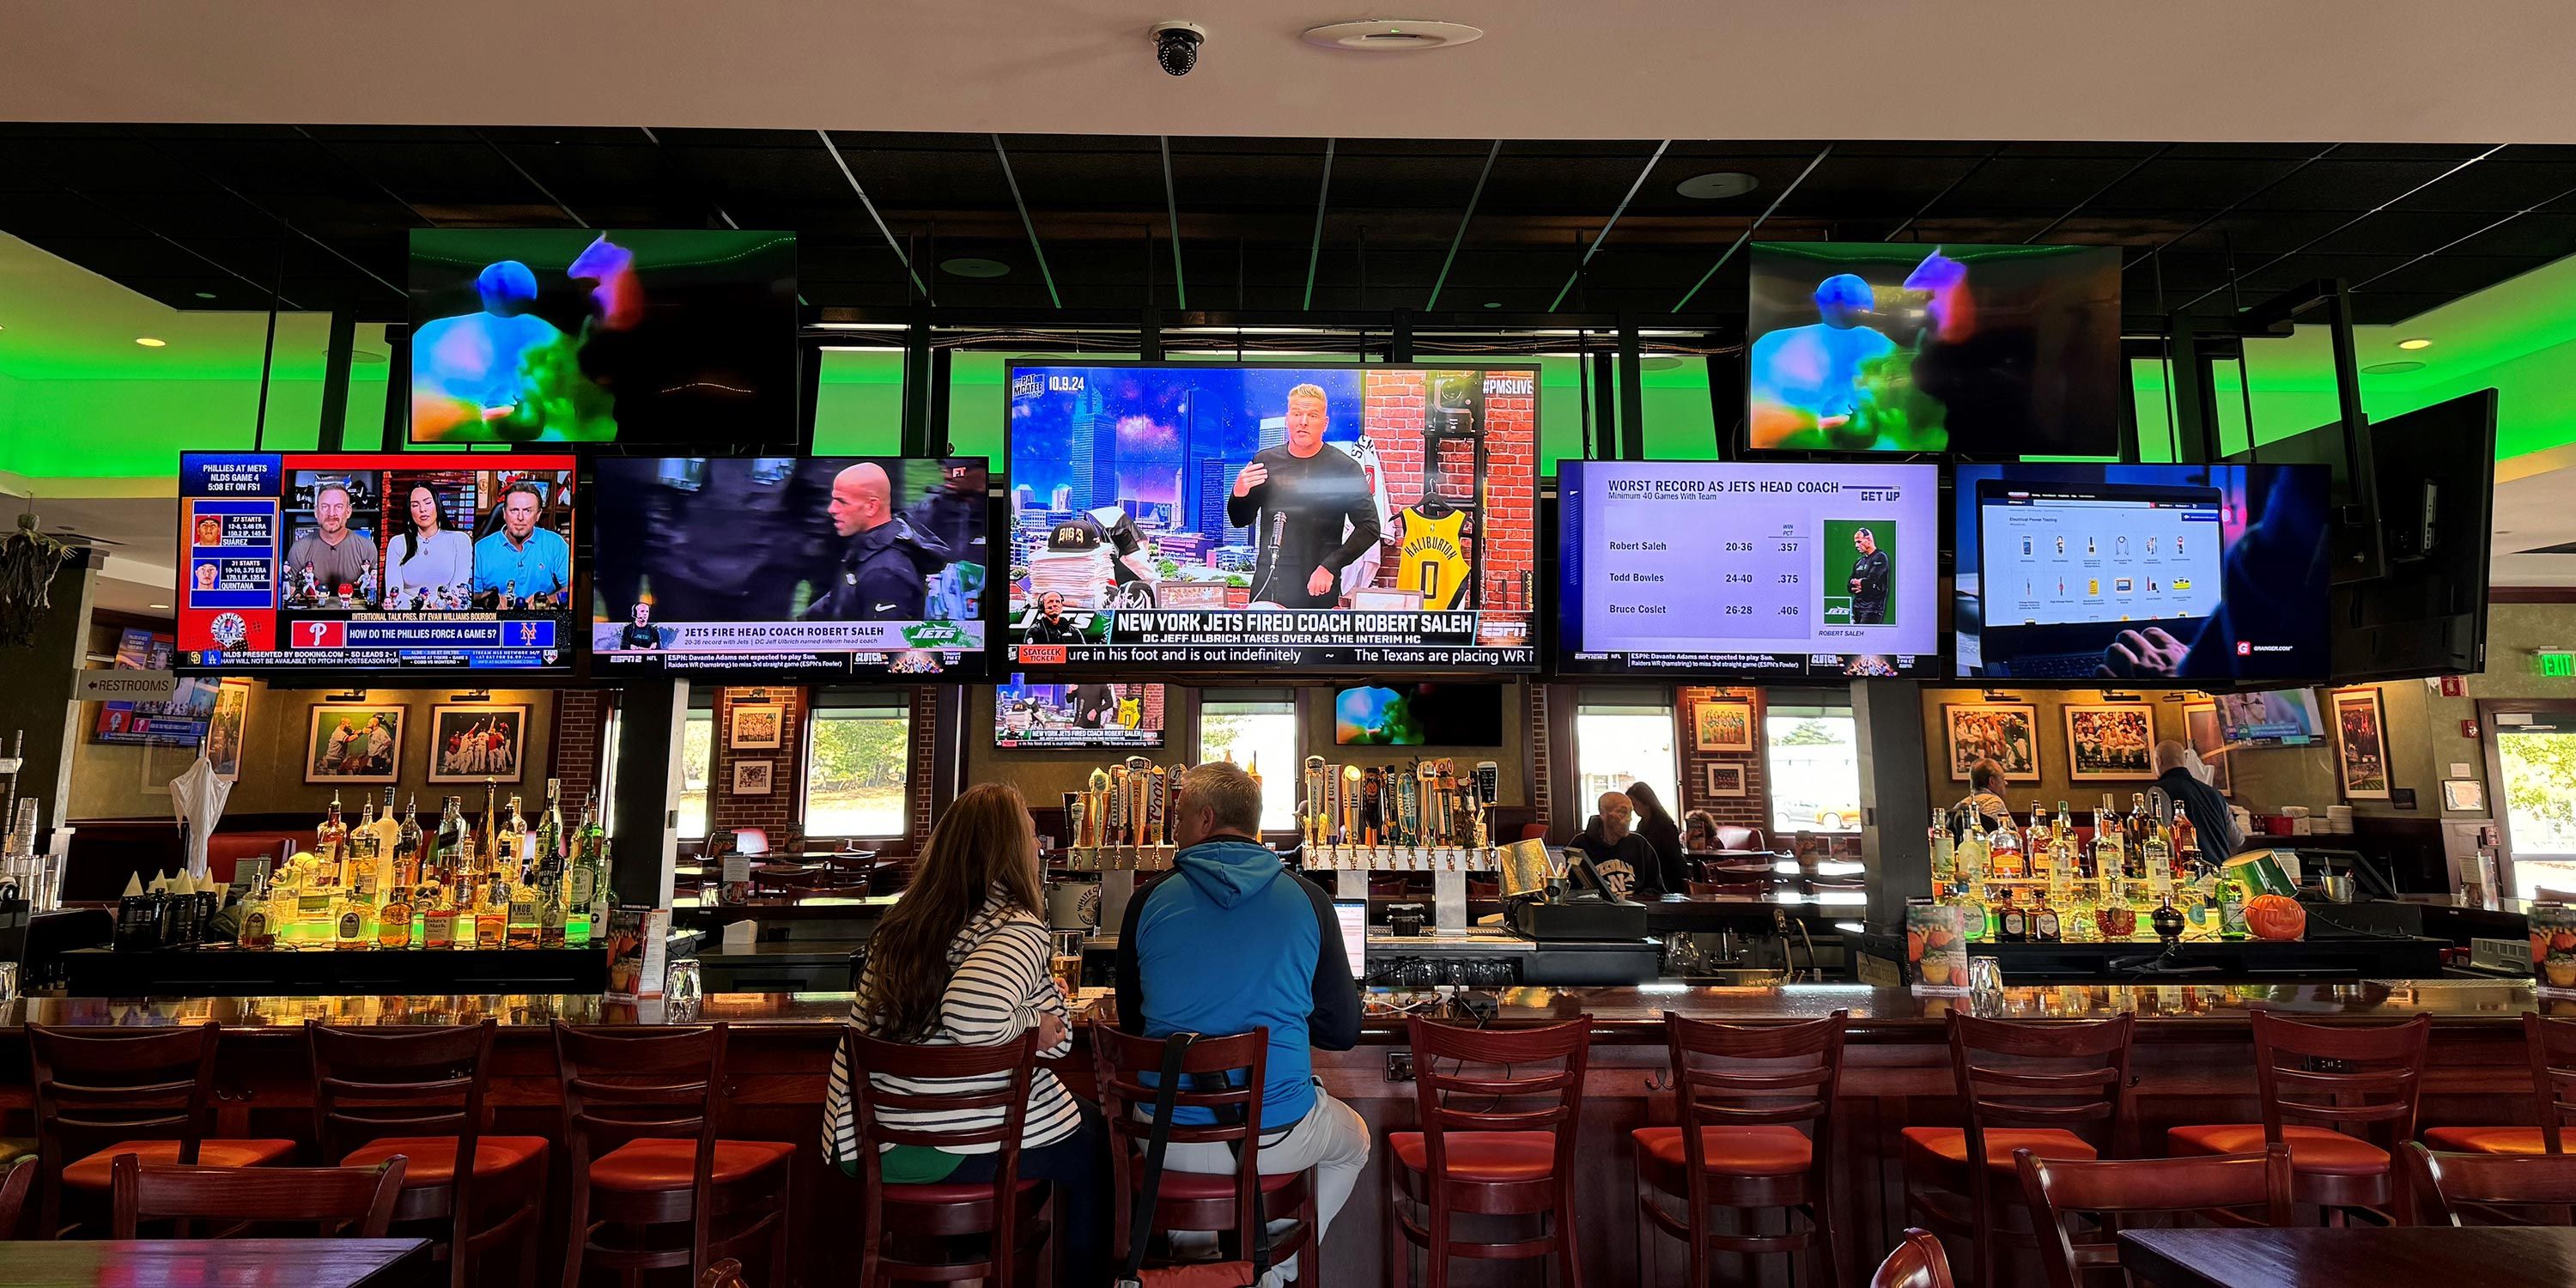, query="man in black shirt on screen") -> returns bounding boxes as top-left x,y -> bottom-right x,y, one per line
1848,526 -> 1891,624
1068,683 -> 1115,729
1226,383 -> 1382,609
1021,592 -> 1085,645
